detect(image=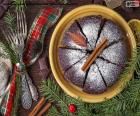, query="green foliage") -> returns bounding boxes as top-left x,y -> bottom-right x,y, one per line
47,106 -> 61,116
122,44 -> 140,77
0,41 -> 19,64
91,78 -> 140,116
12,0 -> 26,11
41,77 -> 140,116
4,11 -> 16,31
40,79 -> 94,116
